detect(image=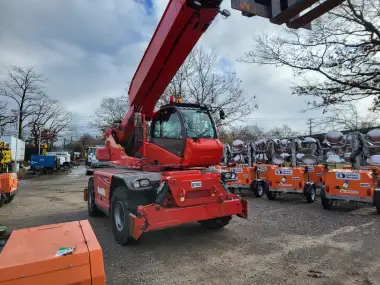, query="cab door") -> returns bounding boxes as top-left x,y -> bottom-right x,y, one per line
150,107 -> 186,157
